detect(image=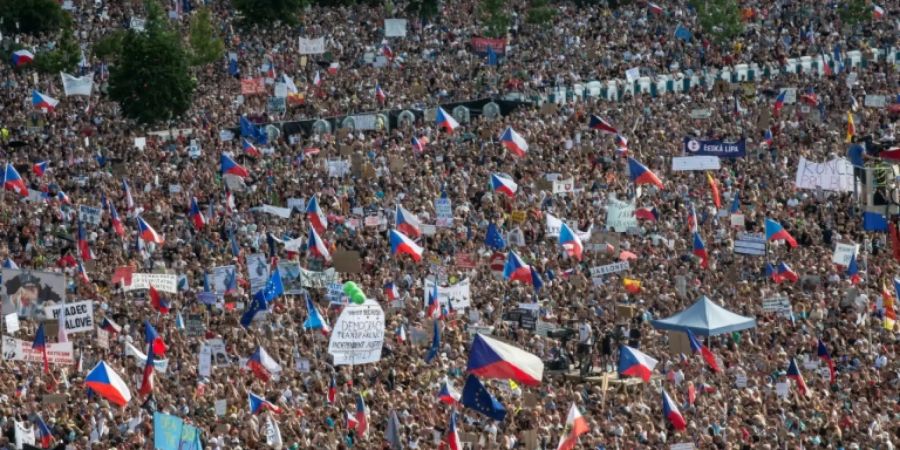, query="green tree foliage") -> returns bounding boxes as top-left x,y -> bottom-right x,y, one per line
690,0 -> 744,45
525,0 -> 555,27
92,30 -> 126,63
839,0 -> 869,27
188,8 -> 225,67
479,0 -> 509,38
109,1 -> 196,125
33,25 -> 80,74
0,0 -> 67,35
232,0 -> 307,25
